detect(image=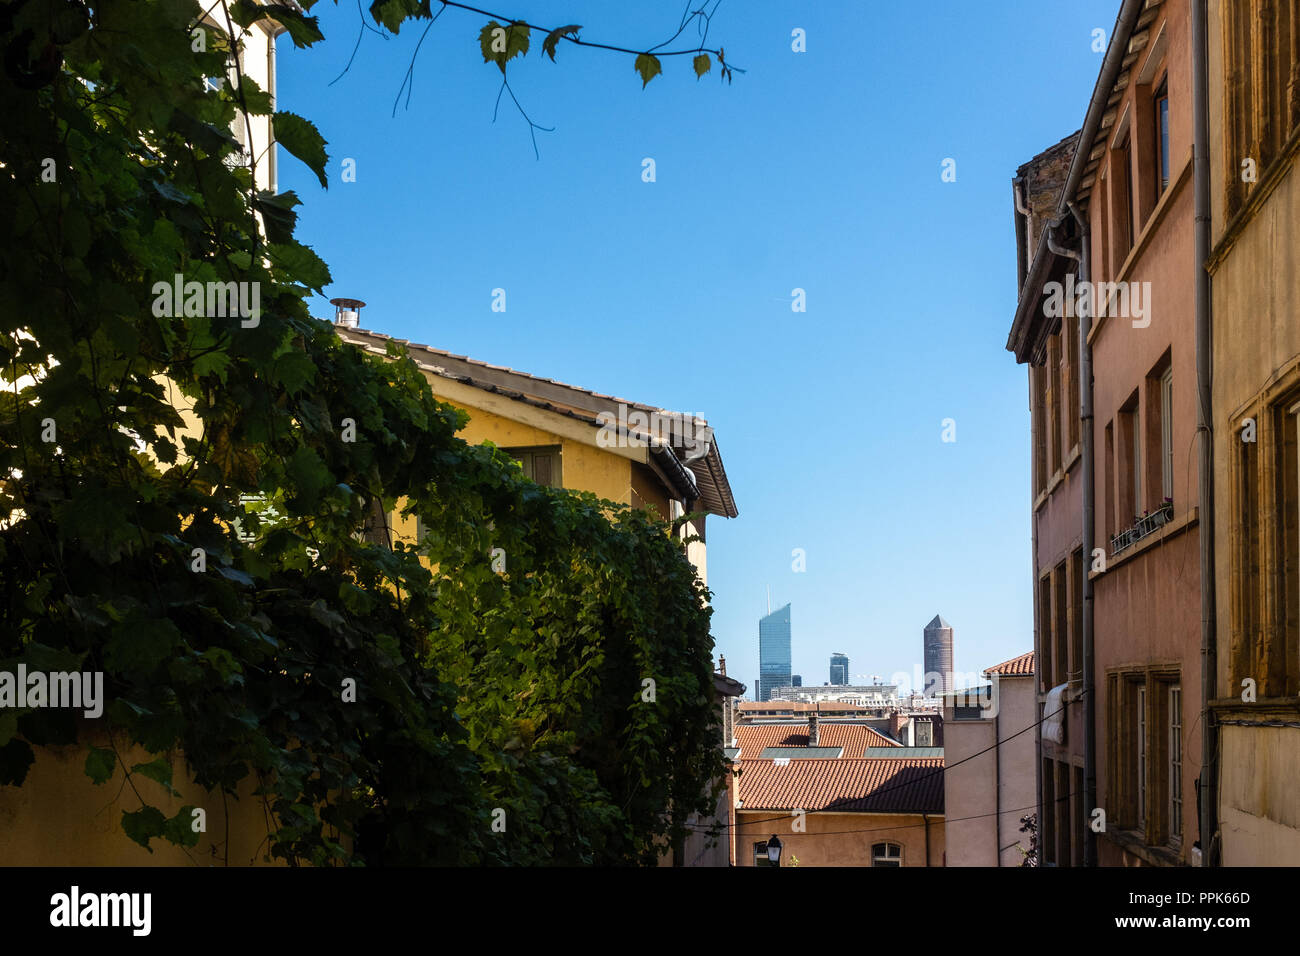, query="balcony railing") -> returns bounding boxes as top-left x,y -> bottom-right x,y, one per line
1111,500 -> 1173,556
